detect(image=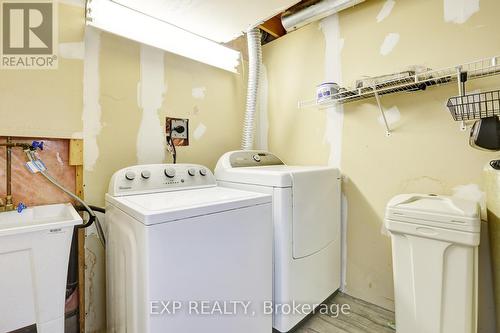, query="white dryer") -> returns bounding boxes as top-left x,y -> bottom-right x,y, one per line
215,151 -> 342,332
105,164 -> 273,333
